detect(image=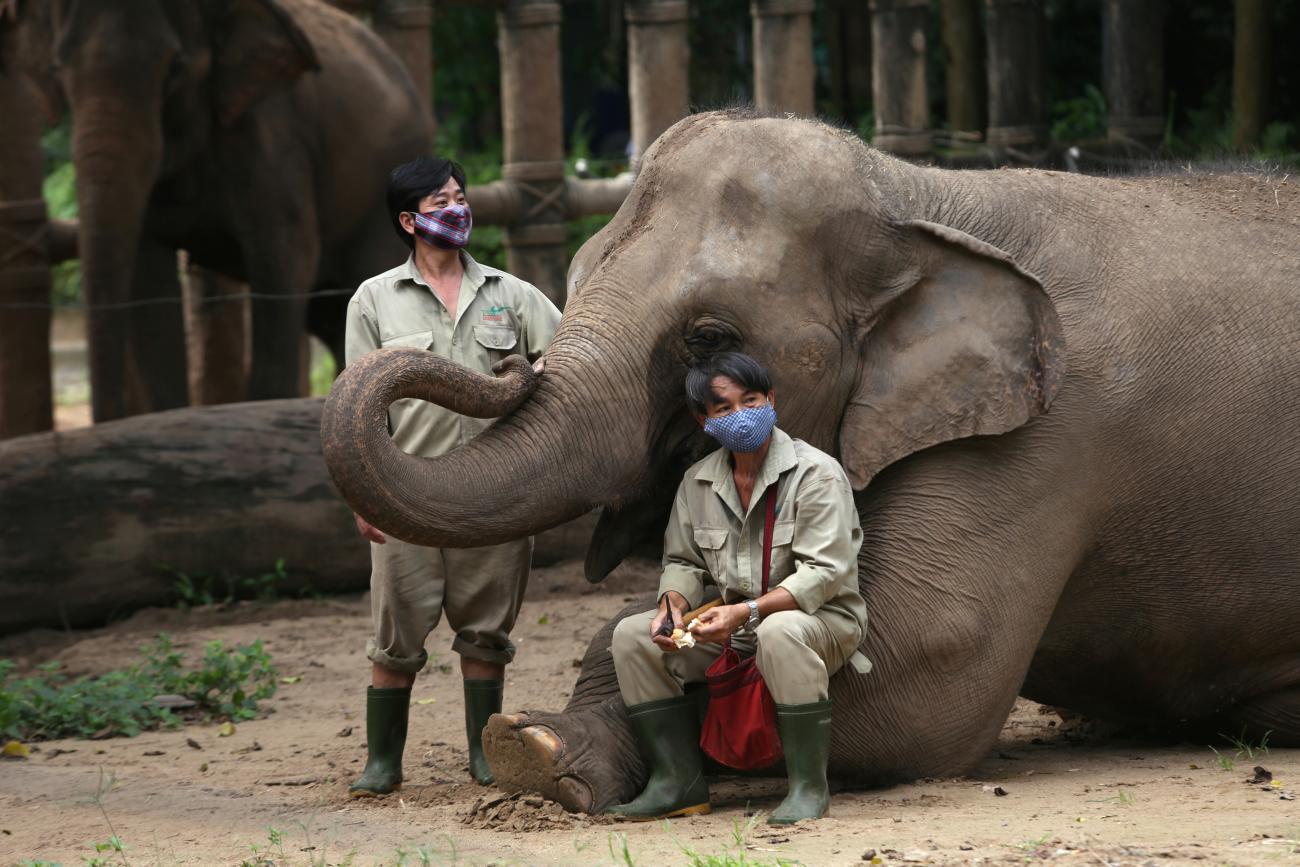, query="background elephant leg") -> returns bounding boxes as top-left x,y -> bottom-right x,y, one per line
241,219 -> 319,401
305,288 -> 347,377
182,259 -> 250,405
485,597 -> 653,813
124,240 -> 189,415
